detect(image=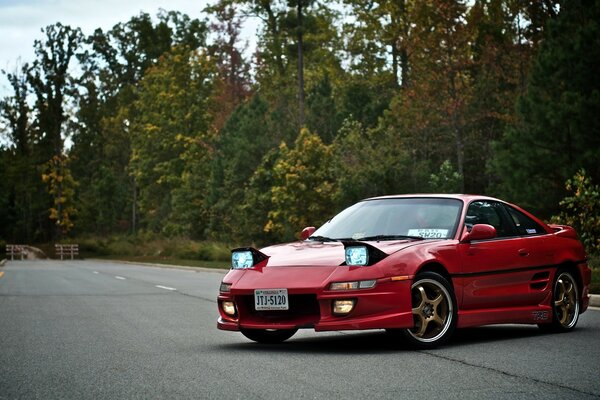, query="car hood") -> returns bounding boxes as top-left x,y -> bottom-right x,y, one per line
226,240 -> 425,291
260,239 -> 420,267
